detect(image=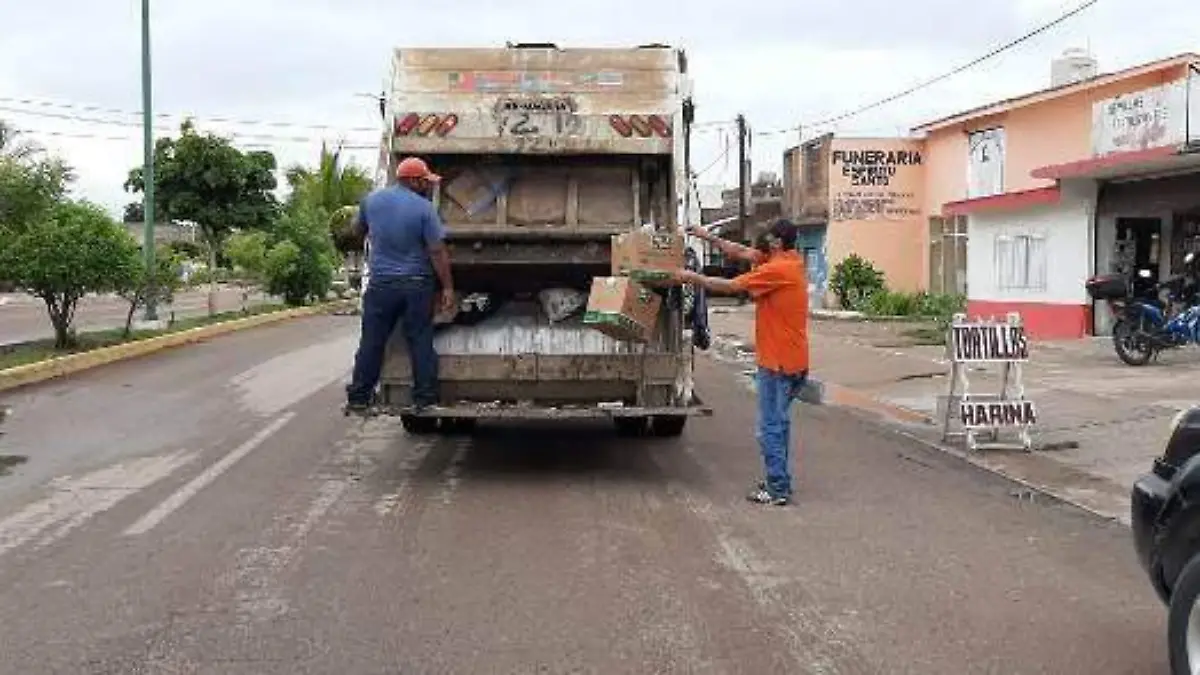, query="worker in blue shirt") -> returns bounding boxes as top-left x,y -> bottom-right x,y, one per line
345,157 -> 455,416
